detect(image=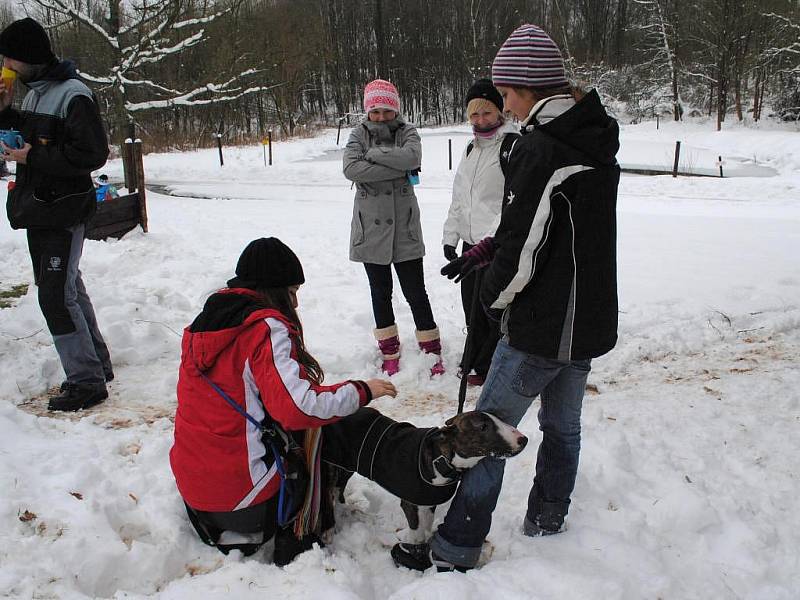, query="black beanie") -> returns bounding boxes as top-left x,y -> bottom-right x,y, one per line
466,78 -> 503,112
227,238 -> 305,290
0,18 -> 56,65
